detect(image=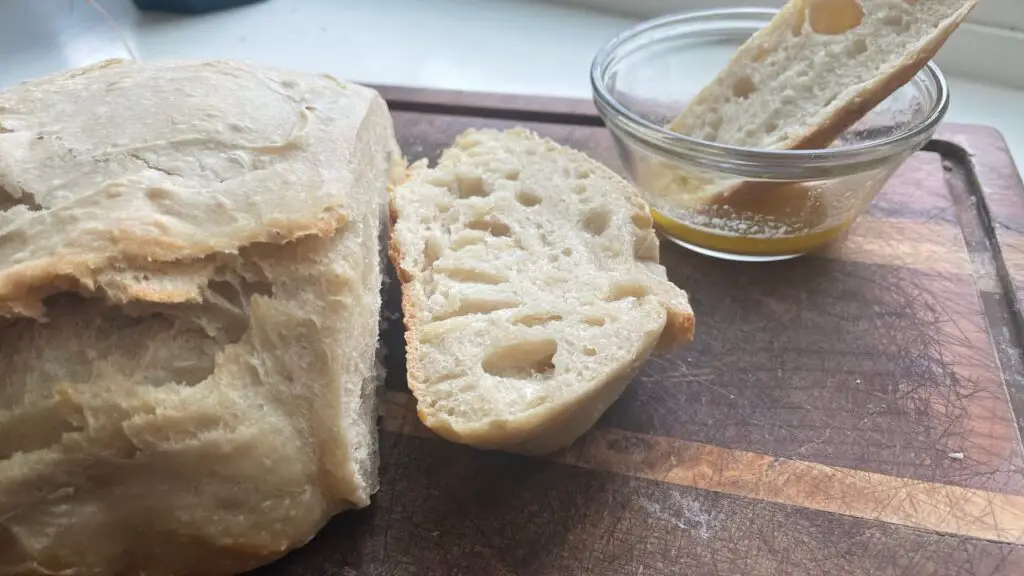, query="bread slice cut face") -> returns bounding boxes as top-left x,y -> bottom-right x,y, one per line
389,128 -> 694,455
662,0 -> 978,208
0,60 -> 403,576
